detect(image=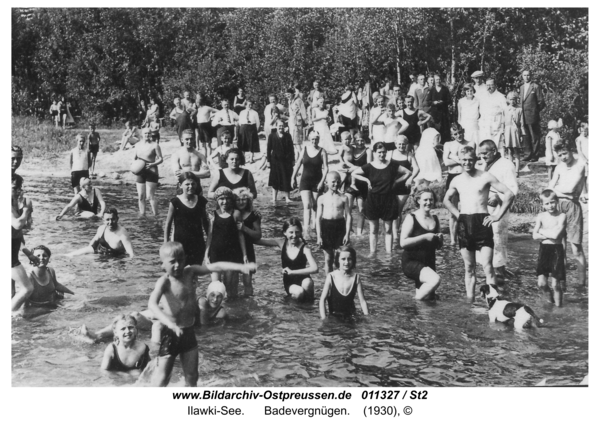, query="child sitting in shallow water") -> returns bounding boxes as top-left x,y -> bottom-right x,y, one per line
319,246 -> 368,319
101,314 -> 151,372
197,281 -> 227,324
27,245 -> 74,306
